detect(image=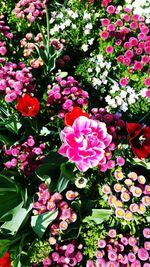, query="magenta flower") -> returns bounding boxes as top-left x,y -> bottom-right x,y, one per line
86,260 -> 95,267
131,260 -> 141,267
128,252 -> 136,263
58,116 -> 112,172
105,46 -> 114,54
108,251 -> 117,261
98,240 -> 106,248
138,248 -> 149,261
144,78 -> 150,87
143,228 -> 150,239
116,156 -> 125,166
144,242 -> 150,251
101,31 -> 109,40
108,229 -> 116,238
96,258 -> 106,267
